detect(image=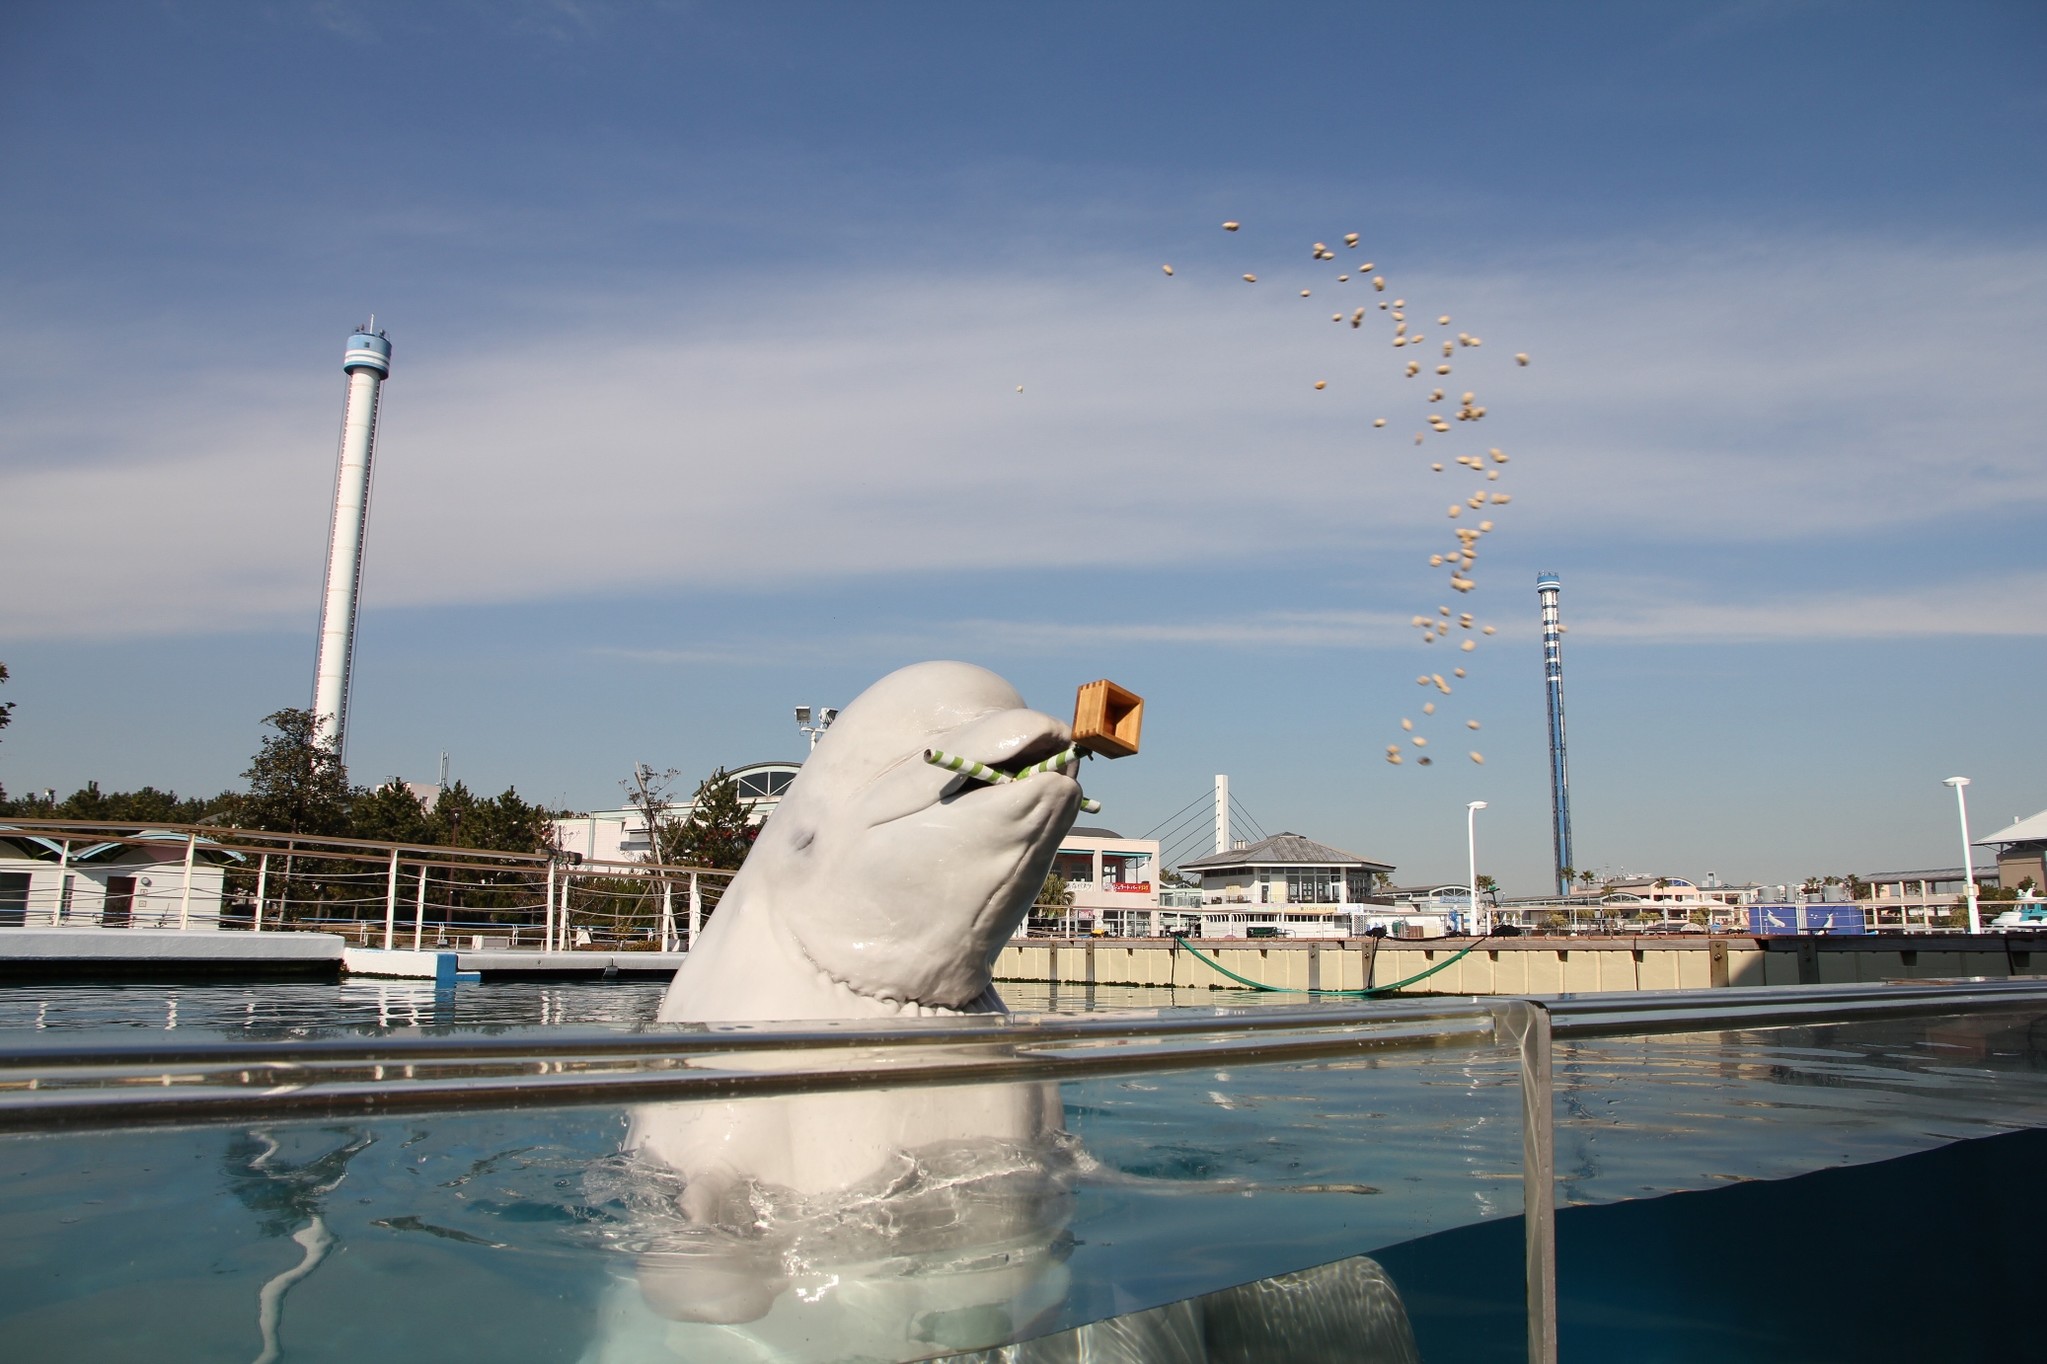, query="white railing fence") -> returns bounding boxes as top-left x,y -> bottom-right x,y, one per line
0,819 -> 734,951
